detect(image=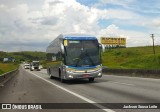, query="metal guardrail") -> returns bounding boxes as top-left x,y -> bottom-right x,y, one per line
0,68 -> 18,84
103,68 -> 160,78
